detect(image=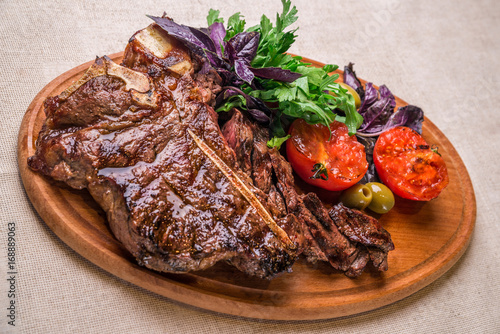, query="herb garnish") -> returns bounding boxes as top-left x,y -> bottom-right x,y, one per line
149,0 -> 363,146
